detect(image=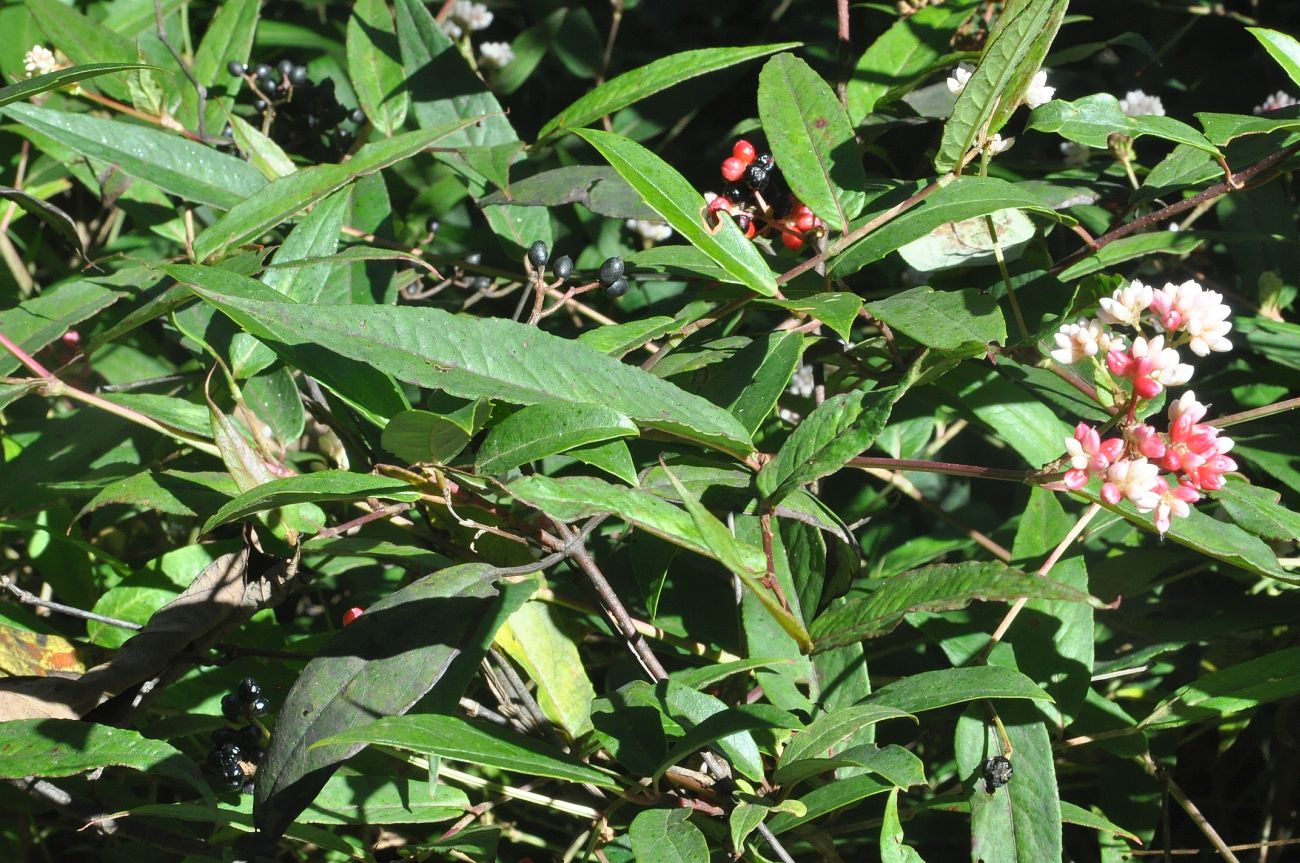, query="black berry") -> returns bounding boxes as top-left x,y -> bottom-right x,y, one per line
211,727 -> 237,746
236,725 -> 262,751
254,64 -> 273,80
756,153 -> 775,170
253,99 -> 267,111
221,693 -> 243,721
464,252 -> 482,266
350,108 -> 366,124
527,240 -> 549,270
604,277 -> 628,298
982,756 -> 1013,792
290,65 -> 308,85
551,255 -> 573,282
227,61 -> 247,78
745,164 -> 769,192
238,677 -> 262,702
223,762 -> 246,787
278,59 -> 294,79
598,256 -> 624,287
249,695 -> 271,717
723,184 -> 745,203
469,275 -> 492,292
